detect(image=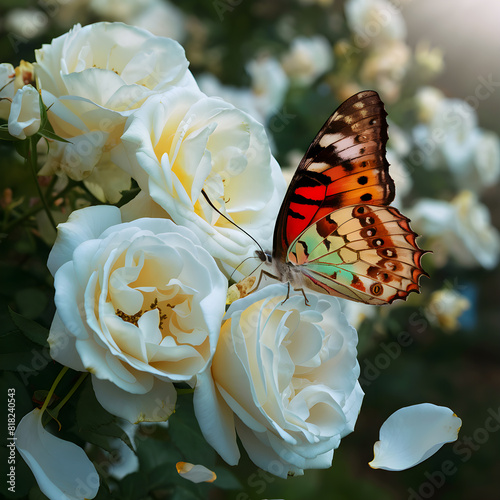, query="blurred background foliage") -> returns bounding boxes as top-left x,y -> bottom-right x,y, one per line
0,0 -> 499,499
